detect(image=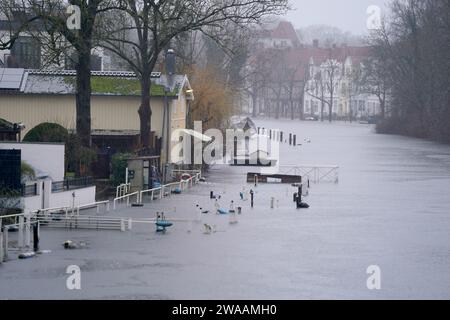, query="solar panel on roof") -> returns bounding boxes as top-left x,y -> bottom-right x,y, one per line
0,68 -> 25,90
